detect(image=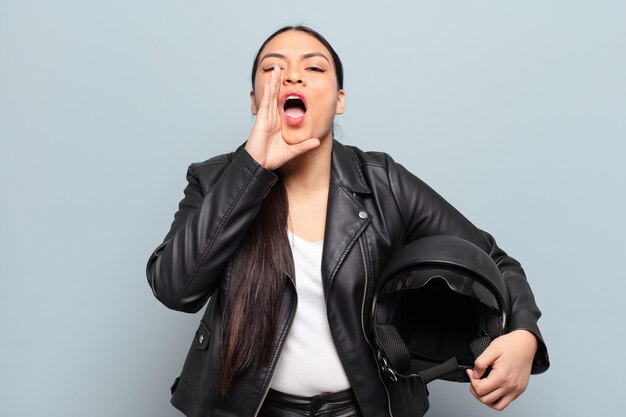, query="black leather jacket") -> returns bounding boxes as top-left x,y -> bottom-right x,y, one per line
147,140 -> 549,417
